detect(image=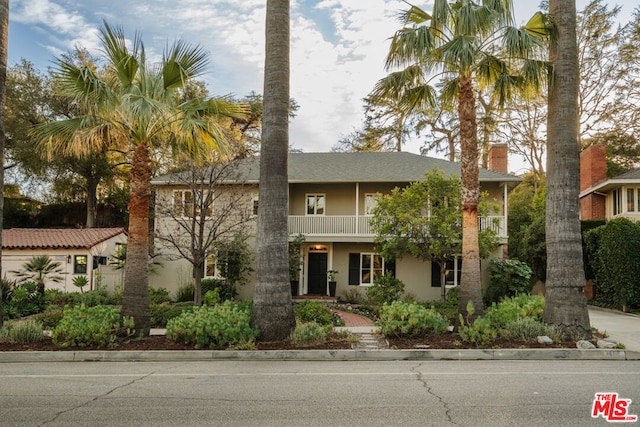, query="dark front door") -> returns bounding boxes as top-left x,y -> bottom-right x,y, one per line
307,252 -> 328,295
